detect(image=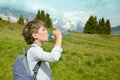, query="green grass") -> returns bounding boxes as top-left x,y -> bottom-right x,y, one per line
0,20 -> 120,80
